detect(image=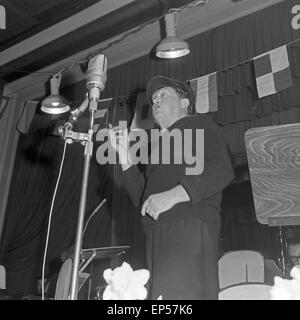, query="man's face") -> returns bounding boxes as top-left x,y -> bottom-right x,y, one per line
288,243 -> 300,266
151,86 -> 187,128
